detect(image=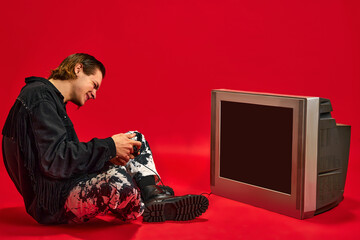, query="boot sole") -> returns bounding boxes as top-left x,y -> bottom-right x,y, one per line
143,195 -> 209,222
